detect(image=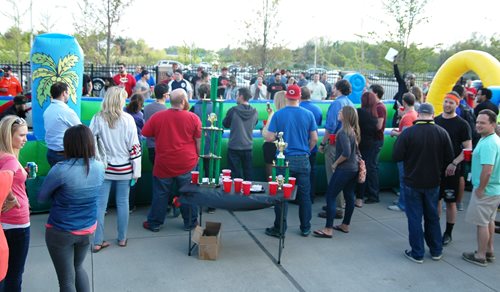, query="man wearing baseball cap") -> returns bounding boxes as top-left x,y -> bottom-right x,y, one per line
263,84 -> 318,237
393,103 -> 454,263
0,65 -> 23,97
434,91 -> 472,246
